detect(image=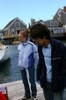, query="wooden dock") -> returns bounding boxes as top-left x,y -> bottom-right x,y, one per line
0,80 -> 44,100
0,80 -> 66,100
